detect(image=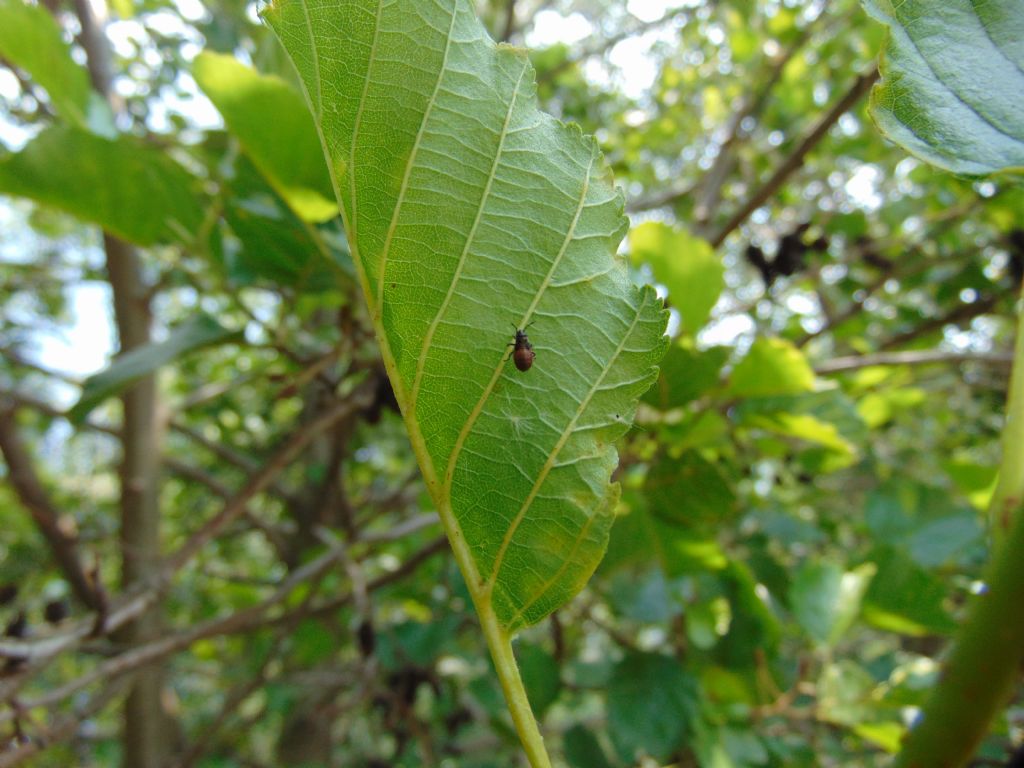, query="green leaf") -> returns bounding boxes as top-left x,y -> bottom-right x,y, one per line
728,338 -> 816,398
563,725 -> 614,768
864,0 -> 1024,175
789,560 -> 875,647
717,560 -> 782,666
193,52 -> 337,222
516,642 -> 560,718
646,451 -> 737,530
735,390 -> 866,467
943,458 -> 999,511
219,151 -> 349,290
722,727 -> 769,765
862,547 -> 958,636
69,314 -> 243,423
376,616 -> 460,671
603,503 -> 729,578
608,567 -> 674,623
816,660 -> 877,727
864,481 -> 986,568
607,652 -> 699,763
0,126 -> 204,245
630,222 -> 723,333
853,722 -> 904,754
905,513 -> 984,568
264,0 -> 668,635
644,341 -> 728,410
0,0 -> 112,133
